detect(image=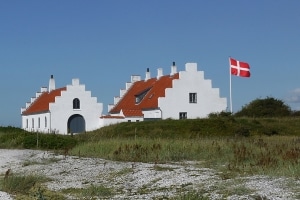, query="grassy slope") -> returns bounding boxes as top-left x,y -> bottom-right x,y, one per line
76,117 -> 300,140
0,117 -> 300,177
70,117 -> 300,177
1,117 -> 300,149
